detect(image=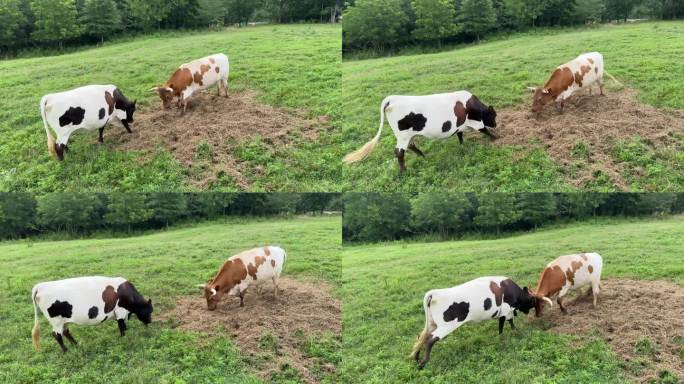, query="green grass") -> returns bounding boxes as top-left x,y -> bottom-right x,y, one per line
0,216 -> 341,383
0,24 -> 341,192
340,217 -> 684,383
341,21 -> 684,192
